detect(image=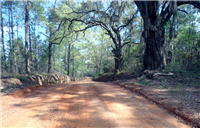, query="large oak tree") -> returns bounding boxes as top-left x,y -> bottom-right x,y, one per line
135,1 -> 200,70
64,1 -> 138,74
